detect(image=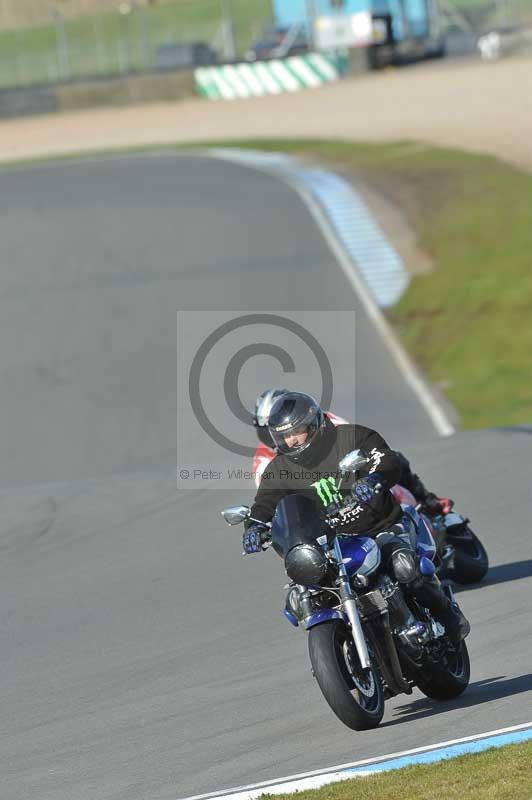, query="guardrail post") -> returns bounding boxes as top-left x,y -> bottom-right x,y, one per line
220,0 -> 236,61
52,11 -> 71,81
